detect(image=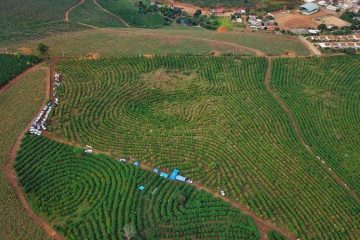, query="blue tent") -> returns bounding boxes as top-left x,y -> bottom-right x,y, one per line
160,172 -> 169,179
153,168 -> 159,173
175,175 -> 186,182
138,185 -> 145,191
169,169 -> 180,180
133,161 -> 139,167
